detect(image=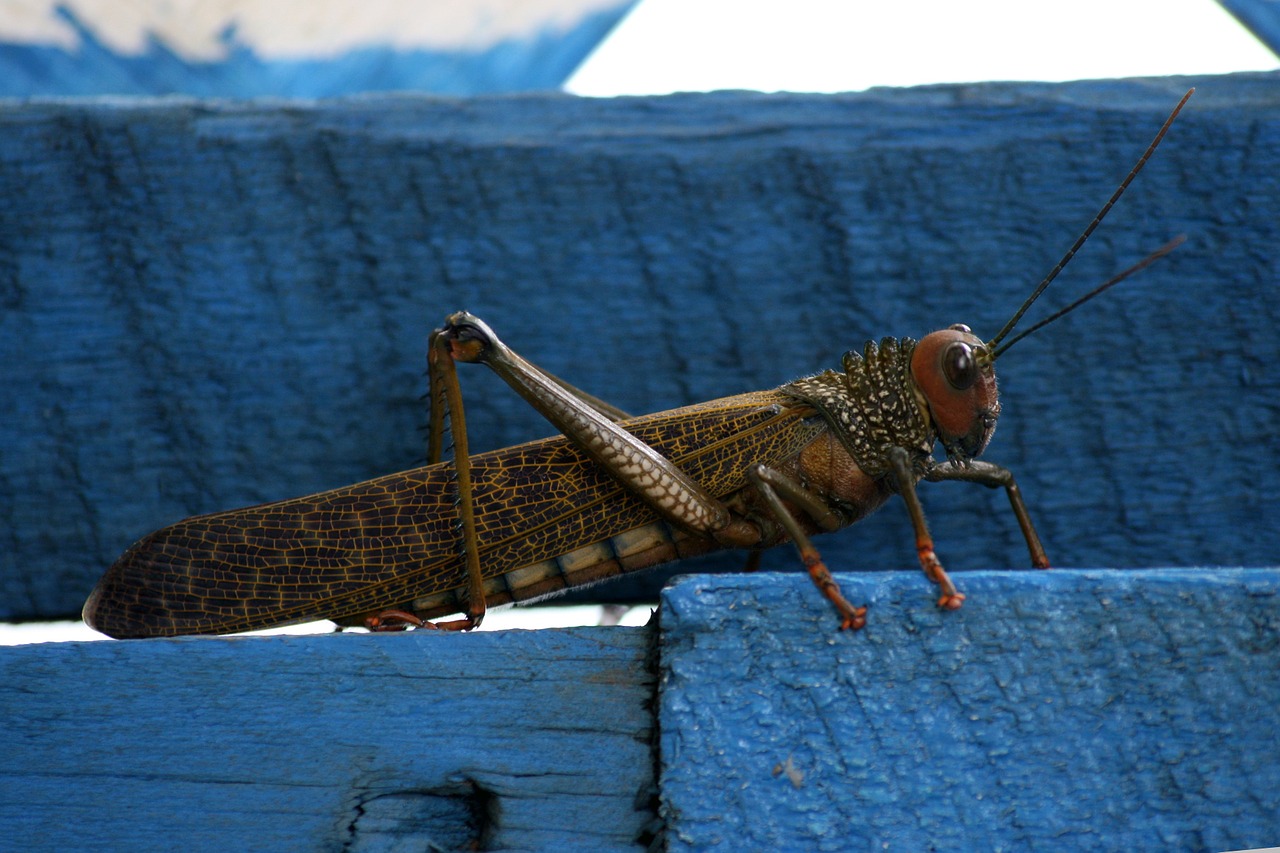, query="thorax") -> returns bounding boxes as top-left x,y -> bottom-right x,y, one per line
782,336 -> 936,478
